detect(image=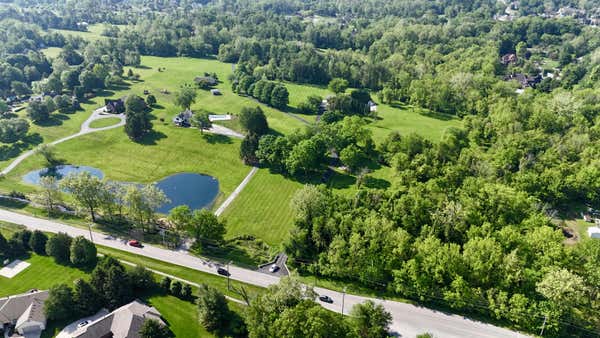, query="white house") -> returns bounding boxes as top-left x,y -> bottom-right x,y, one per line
588,226 -> 600,239
367,100 -> 378,112
0,290 -> 49,337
